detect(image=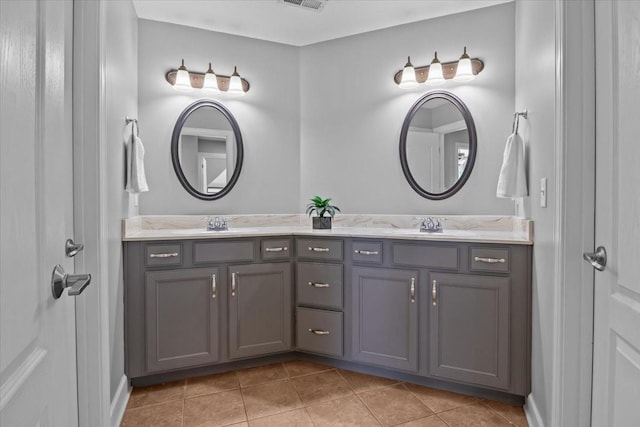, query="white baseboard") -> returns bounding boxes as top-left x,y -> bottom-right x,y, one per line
525,394 -> 545,427
110,375 -> 131,427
